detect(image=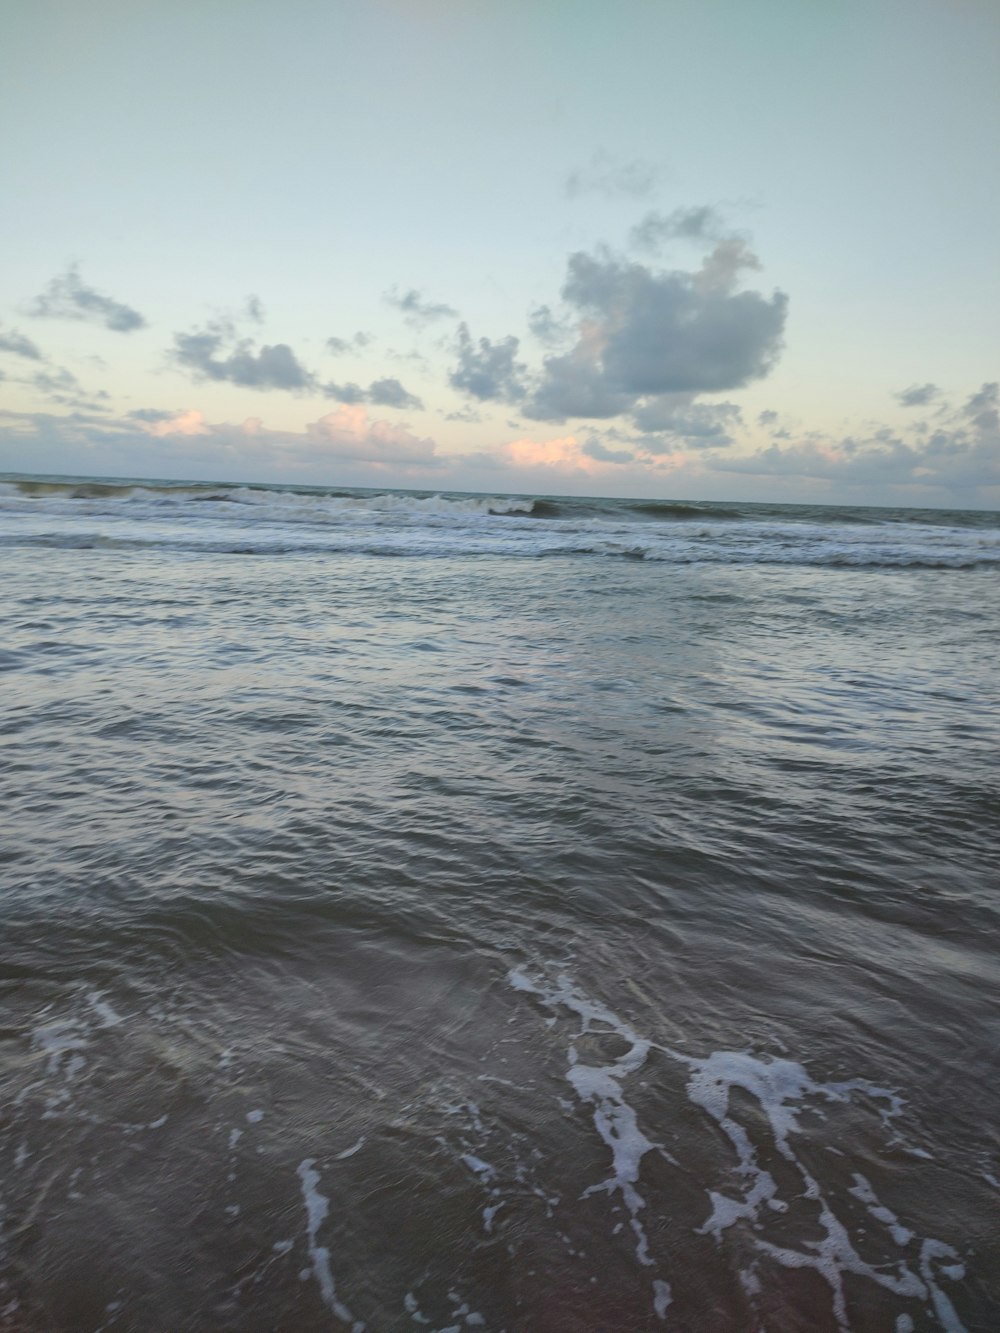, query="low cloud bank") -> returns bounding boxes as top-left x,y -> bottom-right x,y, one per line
2,385 -> 996,505
706,384 -> 1000,498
